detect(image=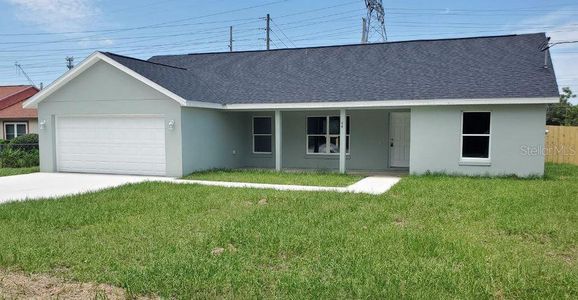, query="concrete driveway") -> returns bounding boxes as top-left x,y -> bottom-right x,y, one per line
0,173 -> 172,204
